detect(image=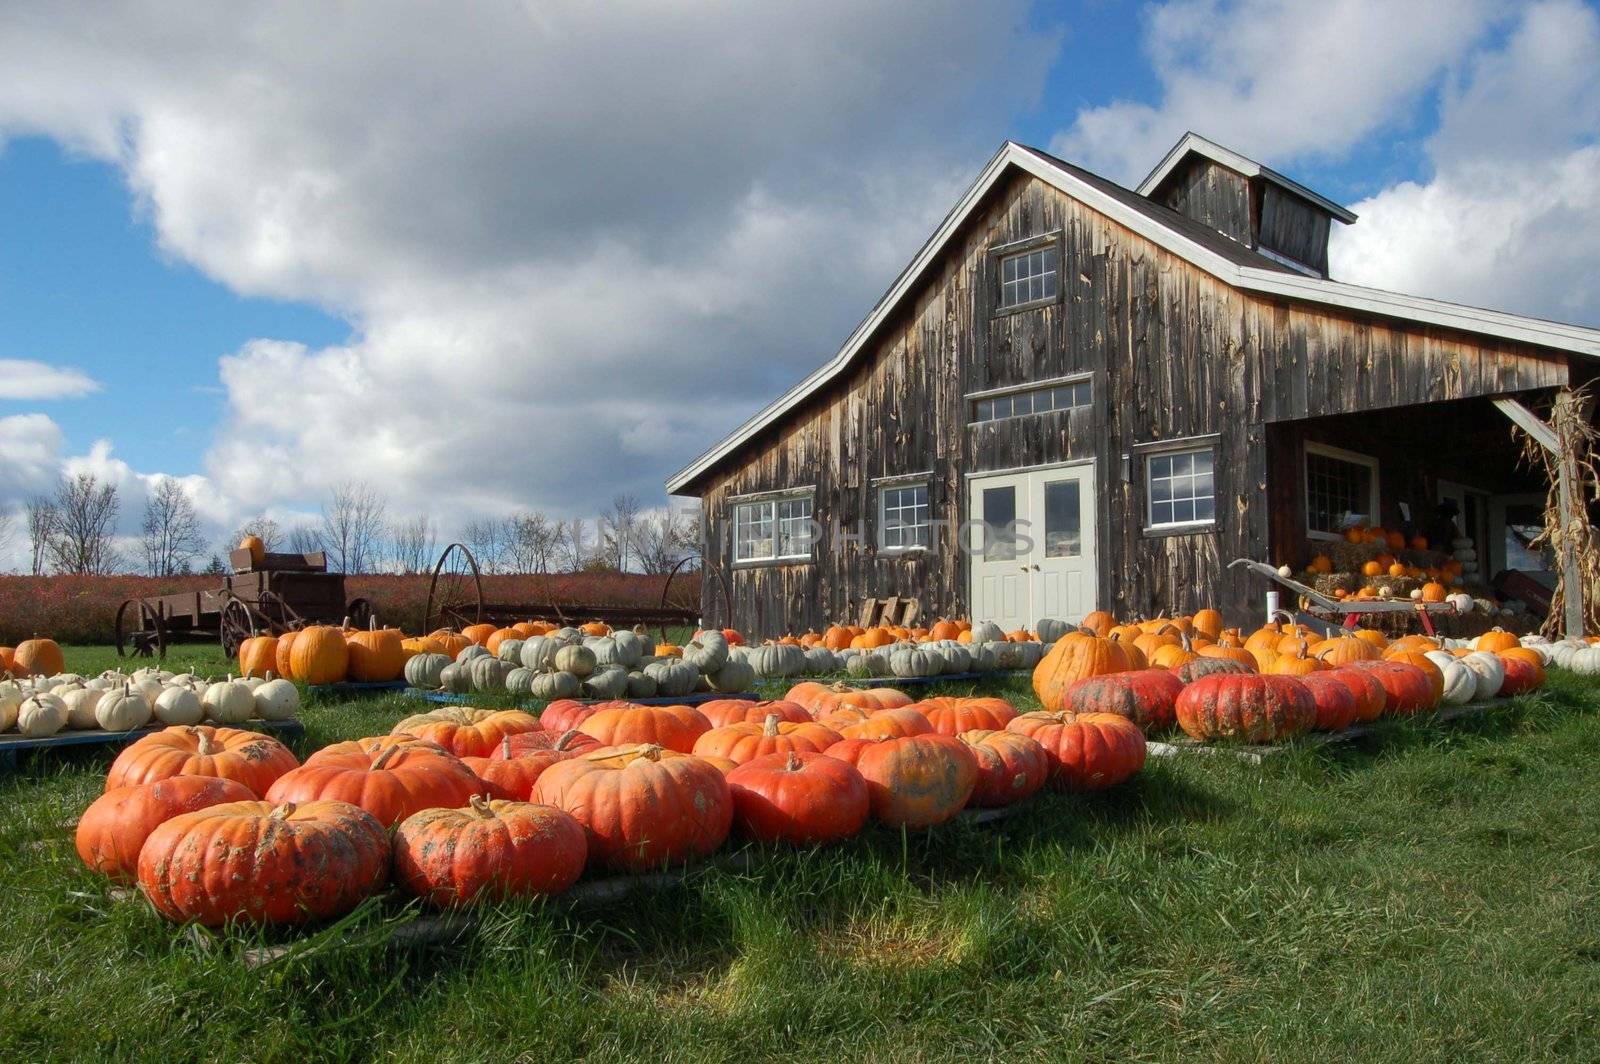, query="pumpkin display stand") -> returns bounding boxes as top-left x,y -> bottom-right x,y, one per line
0,718 -> 304,774
1230,559 -> 1463,636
